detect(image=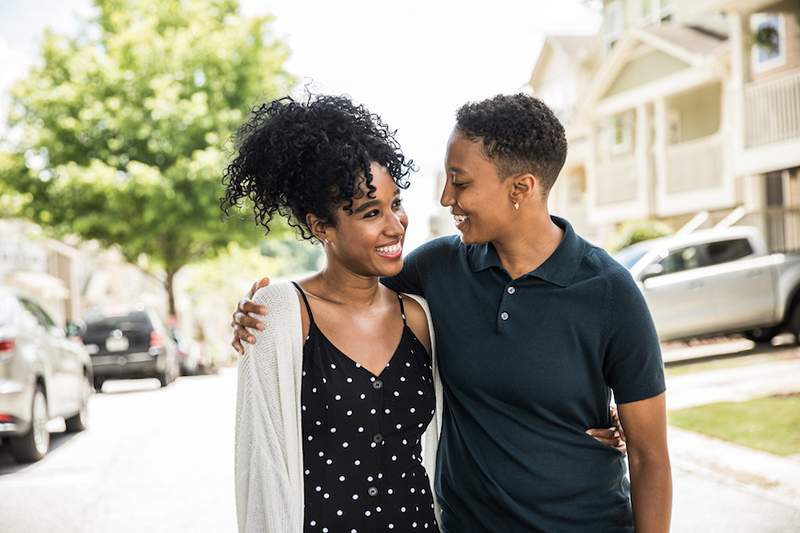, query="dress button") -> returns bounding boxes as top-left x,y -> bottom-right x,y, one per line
372,380 -> 383,390
507,286 -> 515,294
500,312 -> 509,321
368,486 -> 378,496
373,433 -> 383,444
